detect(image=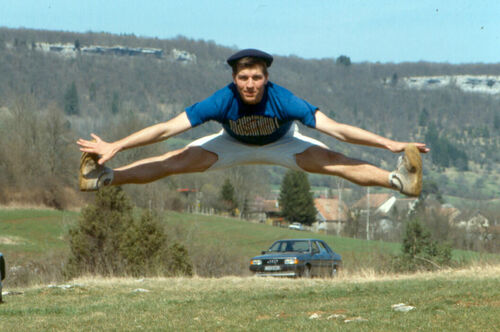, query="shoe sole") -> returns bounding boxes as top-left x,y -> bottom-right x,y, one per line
79,151 -> 100,191
403,144 -> 422,196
